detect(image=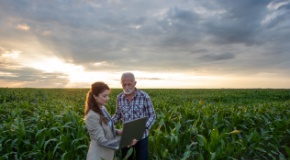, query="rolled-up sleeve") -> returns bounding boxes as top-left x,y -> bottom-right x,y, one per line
145,96 -> 156,129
